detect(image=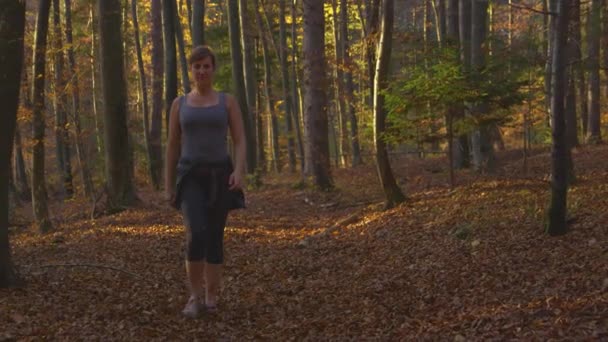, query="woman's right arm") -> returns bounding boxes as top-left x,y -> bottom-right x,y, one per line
165,97 -> 182,200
